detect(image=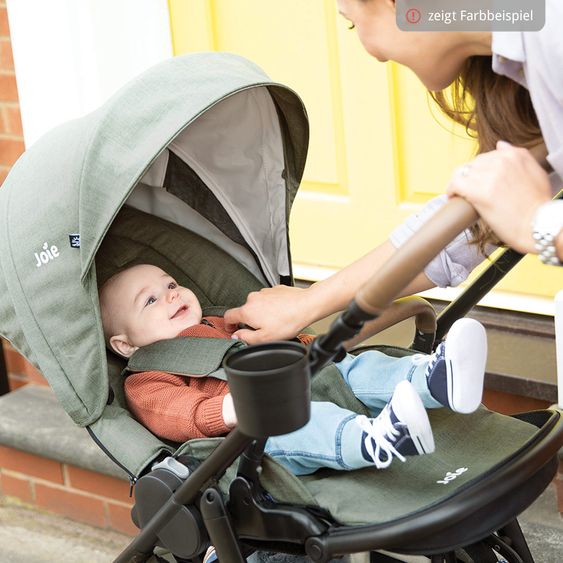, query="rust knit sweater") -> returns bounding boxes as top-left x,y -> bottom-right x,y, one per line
124,316 -> 314,443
